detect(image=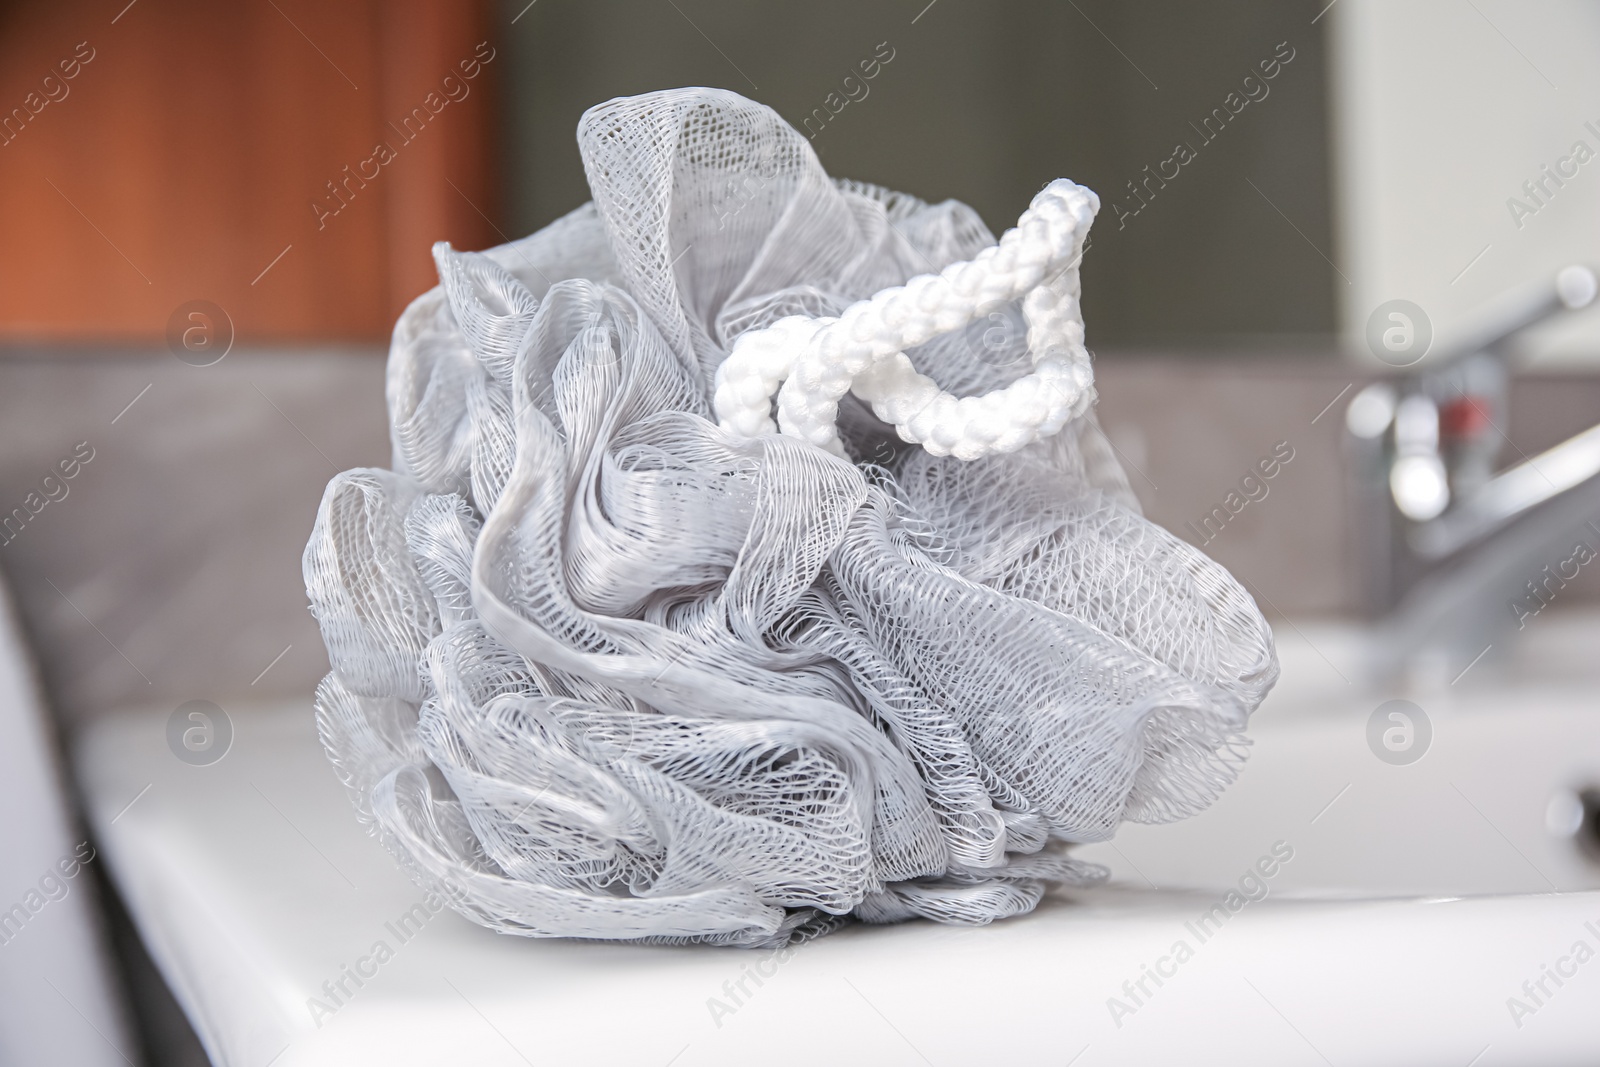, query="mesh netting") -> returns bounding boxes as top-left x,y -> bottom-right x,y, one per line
303,88 -> 1277,947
